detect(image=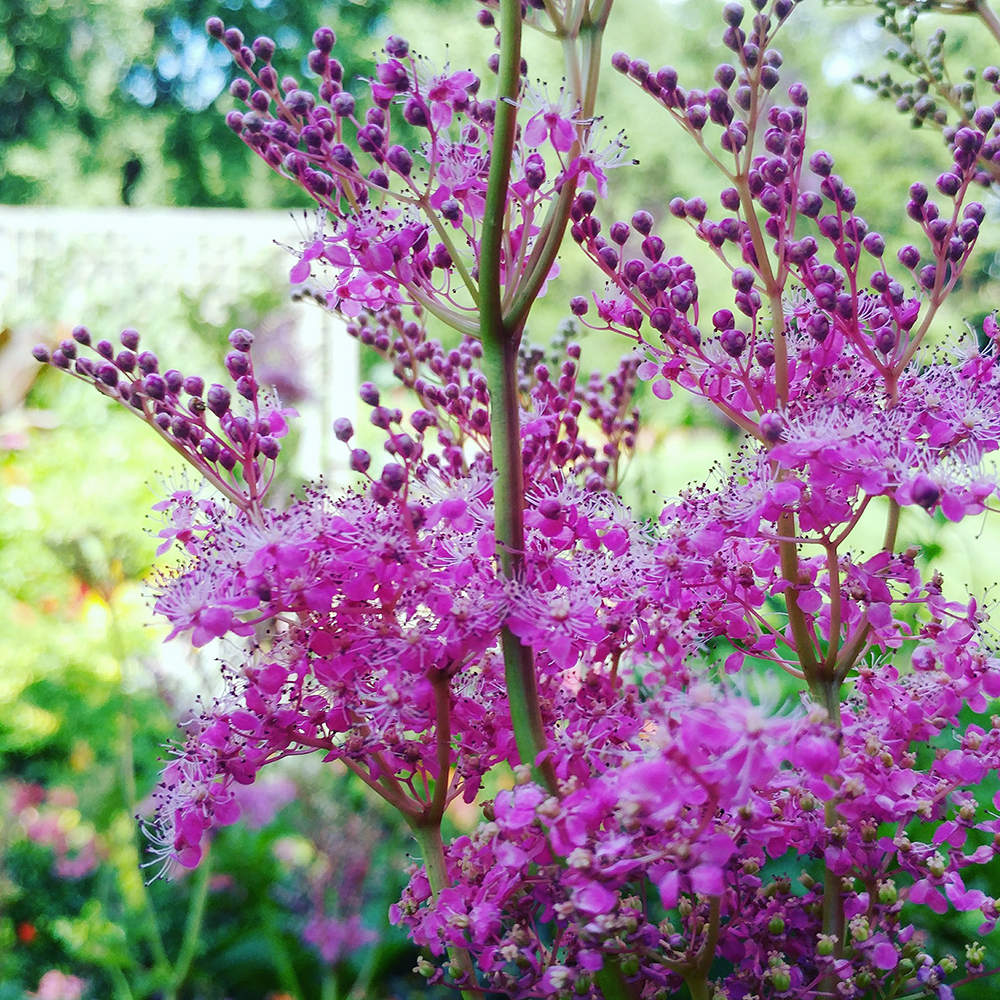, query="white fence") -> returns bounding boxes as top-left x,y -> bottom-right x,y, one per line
0,205 -> 358,479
